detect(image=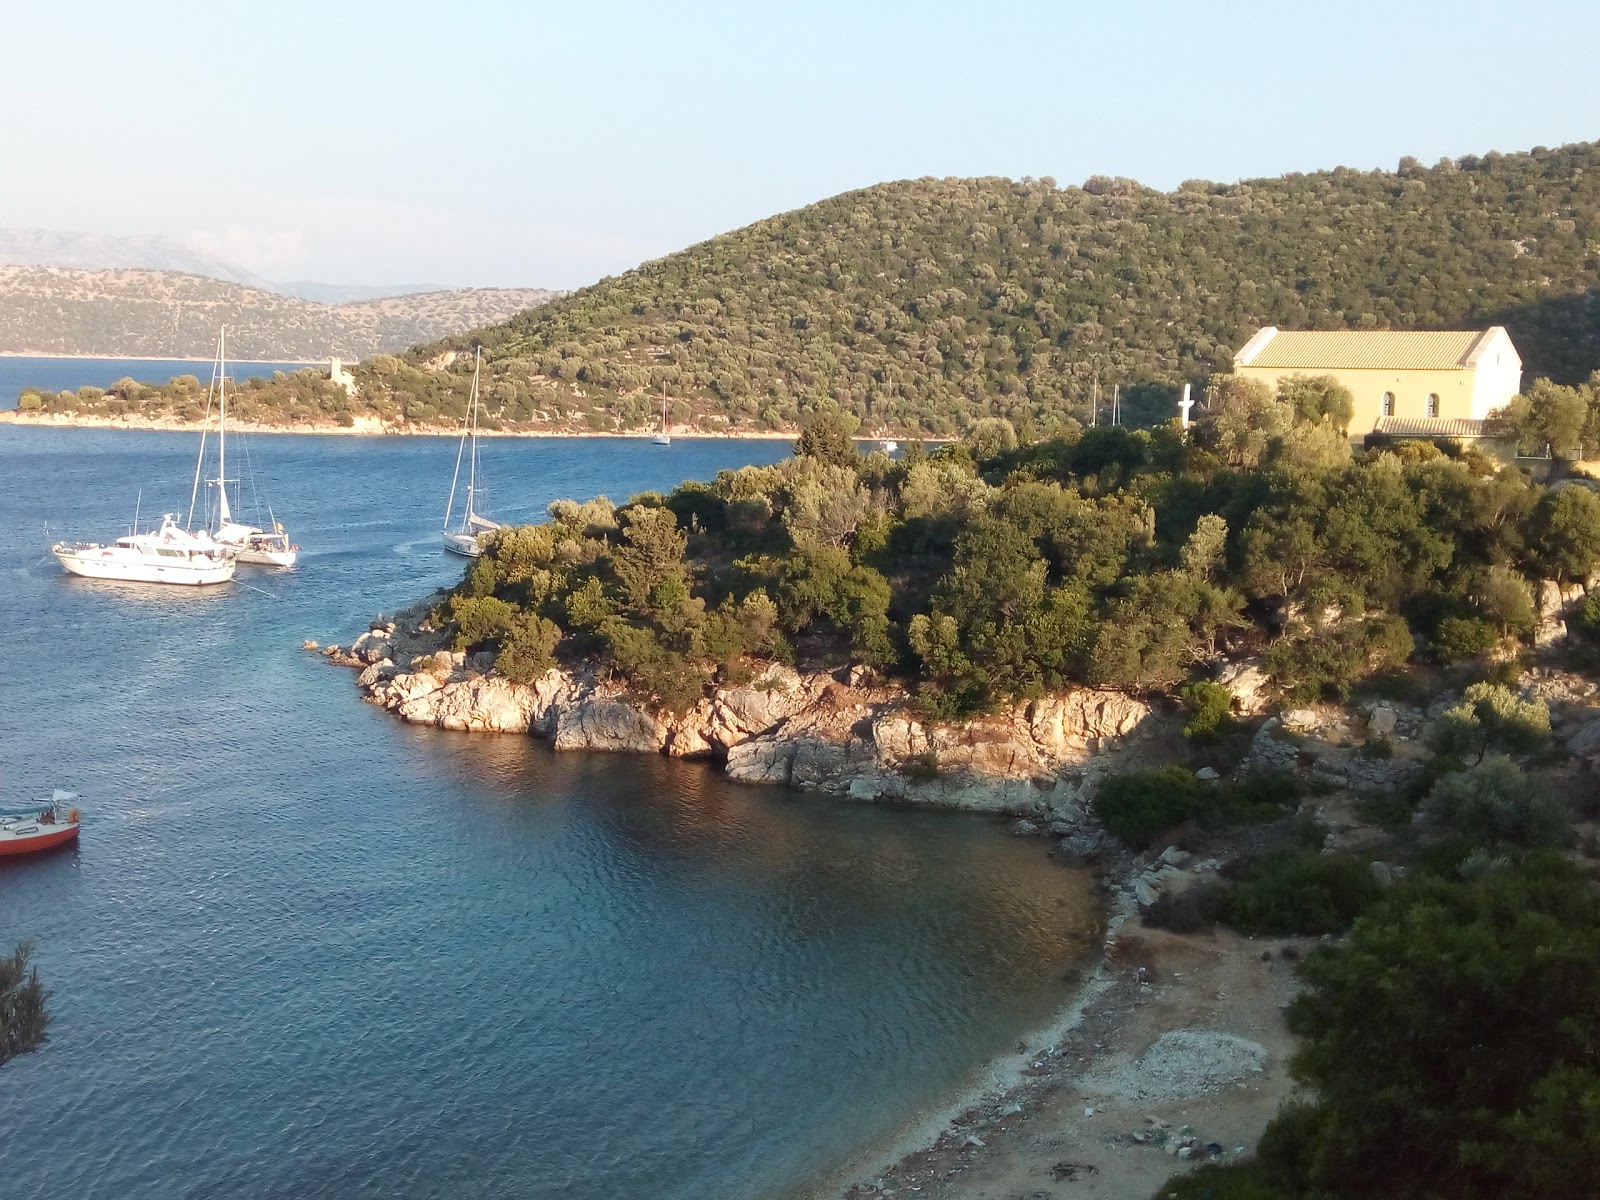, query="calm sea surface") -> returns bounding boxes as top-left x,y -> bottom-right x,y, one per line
0,357 -> 317,409
0,412 -> 1099,1198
